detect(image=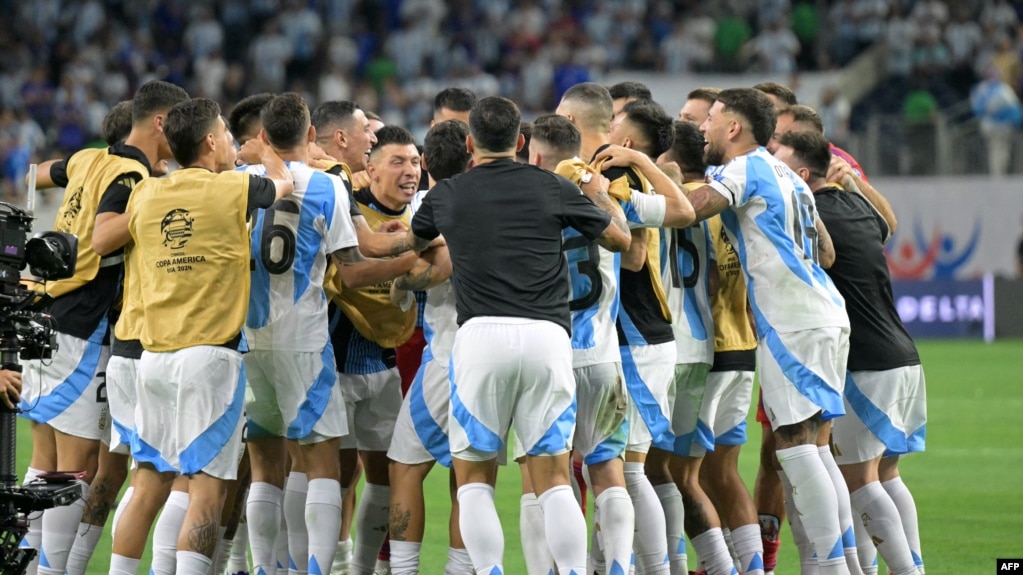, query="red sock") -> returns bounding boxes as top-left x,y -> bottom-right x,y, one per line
572,459 -> 587,515
377,534 -> 390,561
759,514 -> 781,571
